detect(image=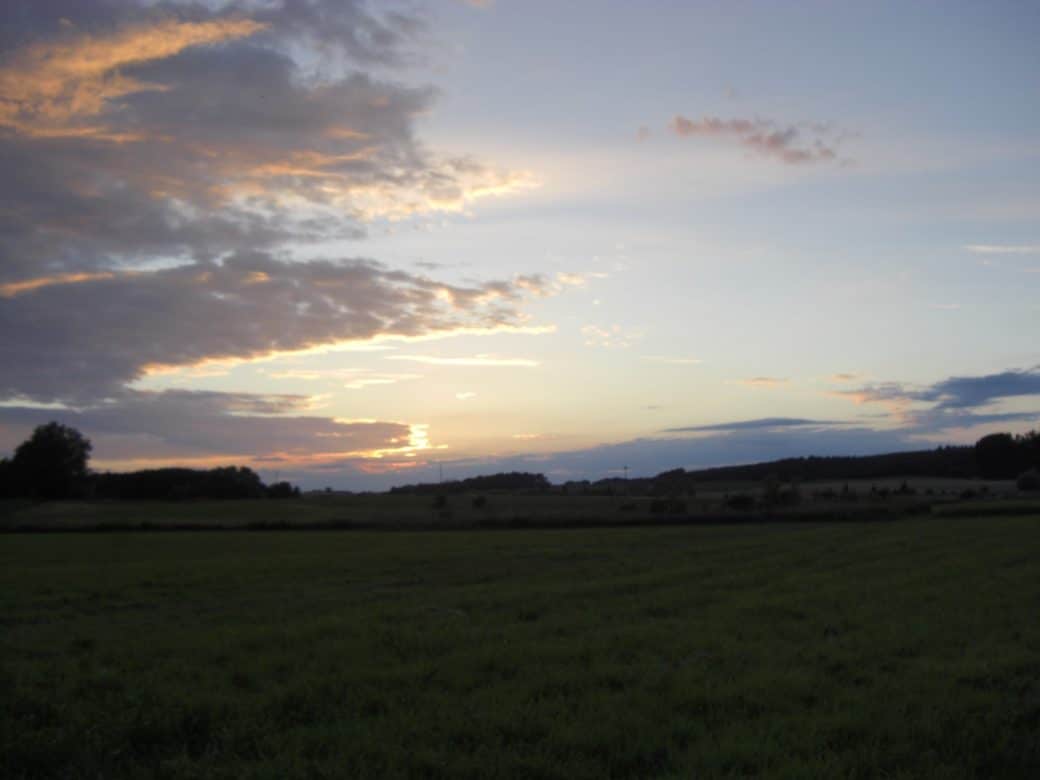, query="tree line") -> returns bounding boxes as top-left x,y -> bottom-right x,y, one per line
0,422 -> 300,500
390,471 -> 551,495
